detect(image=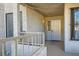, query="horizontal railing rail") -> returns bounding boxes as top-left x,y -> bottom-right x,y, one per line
0,32 -> 45,56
